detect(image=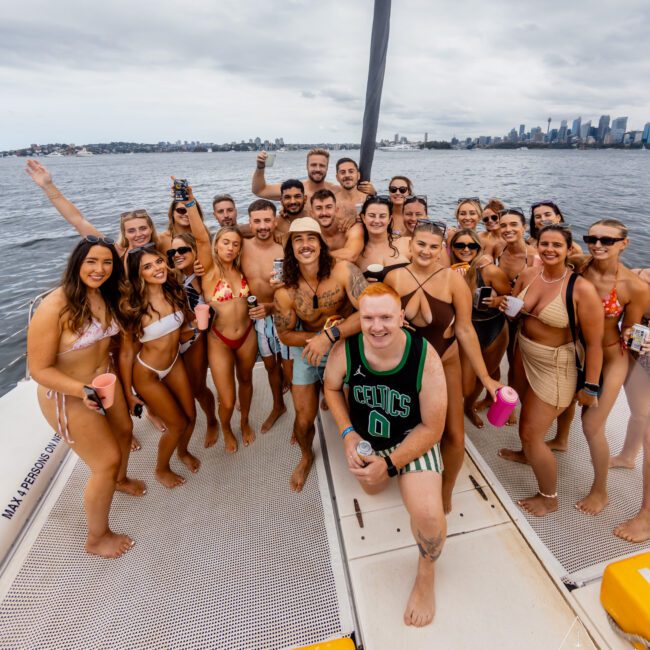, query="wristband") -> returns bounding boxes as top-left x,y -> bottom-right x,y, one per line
185,200 -> 196,208
583,382 -> 601,395
323,328 -> 334,343
583,387 -> 599,397
341,426 -> 355,439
